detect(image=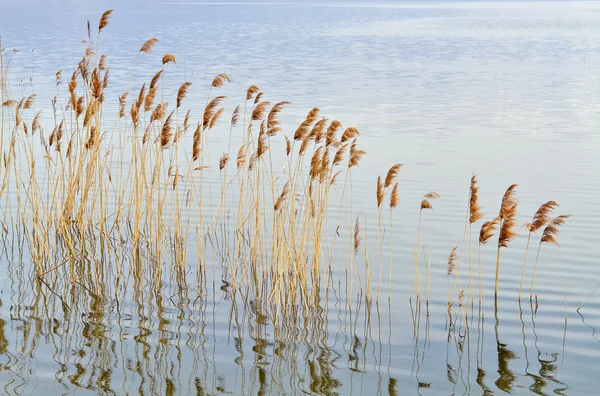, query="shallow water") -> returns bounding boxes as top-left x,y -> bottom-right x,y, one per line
1,1 -> 599,394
